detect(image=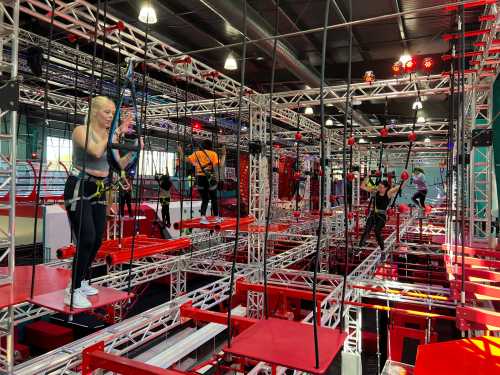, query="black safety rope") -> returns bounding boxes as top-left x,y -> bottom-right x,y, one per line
338,0 -> 353,334
30,0 -> 56,298
262,0 -> 280,320
227,0 -> 247,348
311,0 -> 331,368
